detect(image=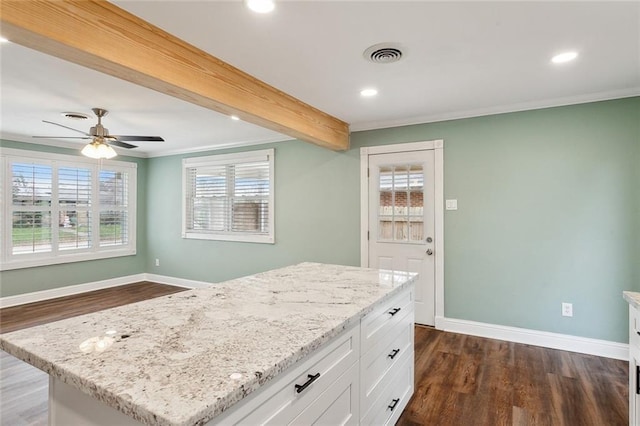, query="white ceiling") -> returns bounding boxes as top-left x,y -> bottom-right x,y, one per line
1,1 -> 638,157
